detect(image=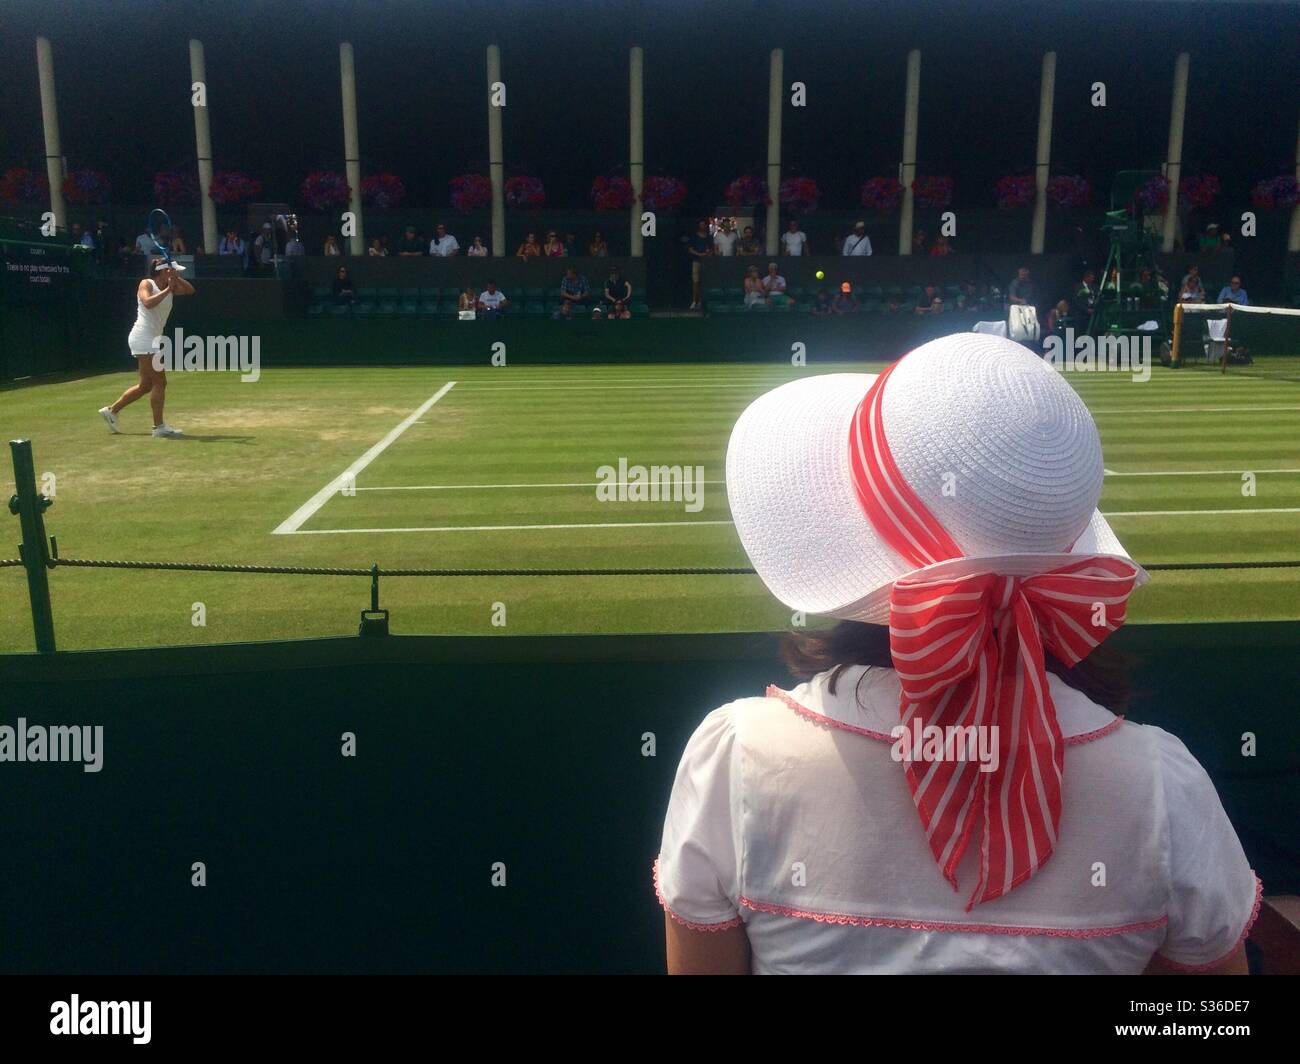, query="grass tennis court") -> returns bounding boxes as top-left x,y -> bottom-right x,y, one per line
2,358 -> 1299,652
